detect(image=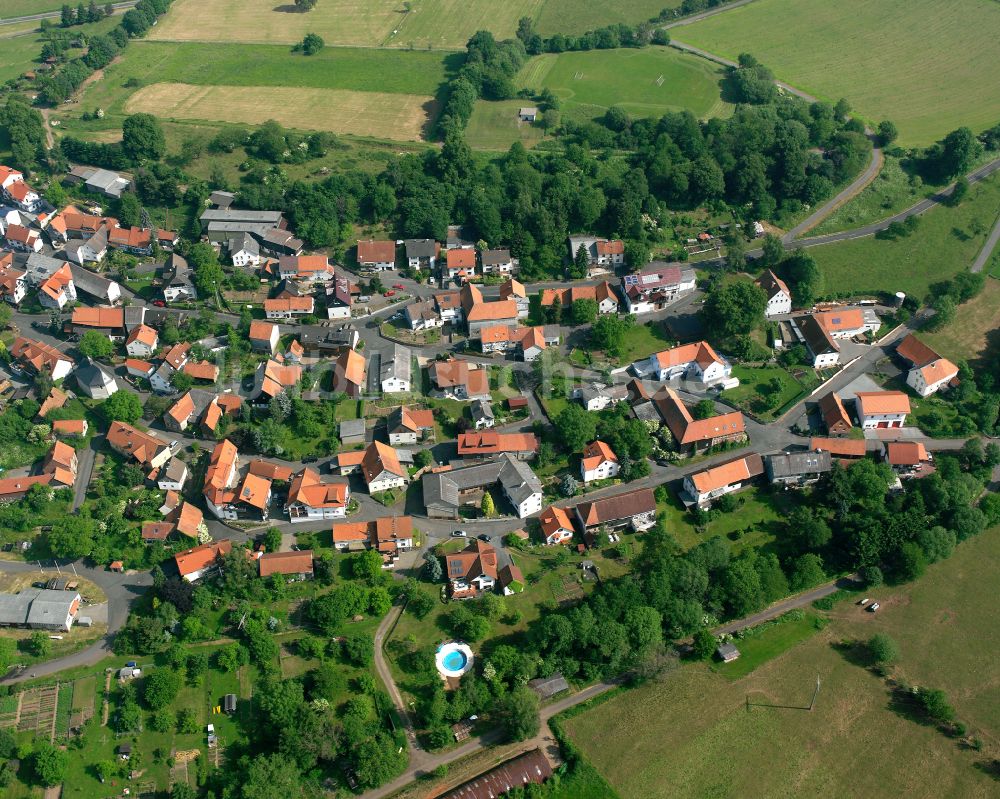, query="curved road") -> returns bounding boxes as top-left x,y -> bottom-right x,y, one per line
0,559 -> 152,684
